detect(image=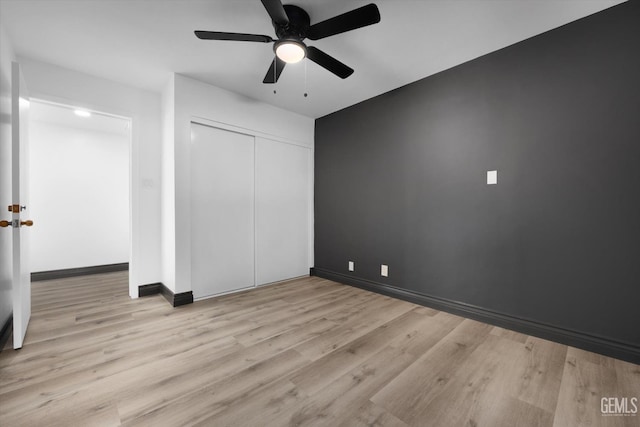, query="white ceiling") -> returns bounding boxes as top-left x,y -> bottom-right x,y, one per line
1,0 -> 625,118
